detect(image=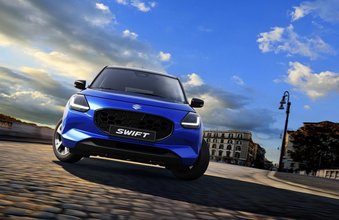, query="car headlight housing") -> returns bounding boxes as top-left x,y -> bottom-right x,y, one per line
181,112 -> 201,128
69,94 -> 89,112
